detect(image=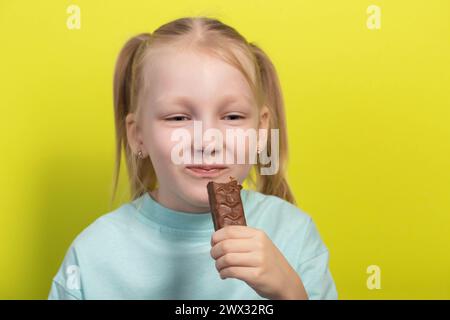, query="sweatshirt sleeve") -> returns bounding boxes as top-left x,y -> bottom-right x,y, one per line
48,244 -> 84,300
295,217 -> 338,300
